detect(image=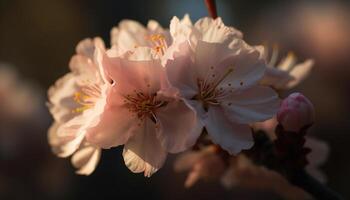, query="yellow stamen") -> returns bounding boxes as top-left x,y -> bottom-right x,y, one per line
72,92 -> 93,113
147,34 -> 167,55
